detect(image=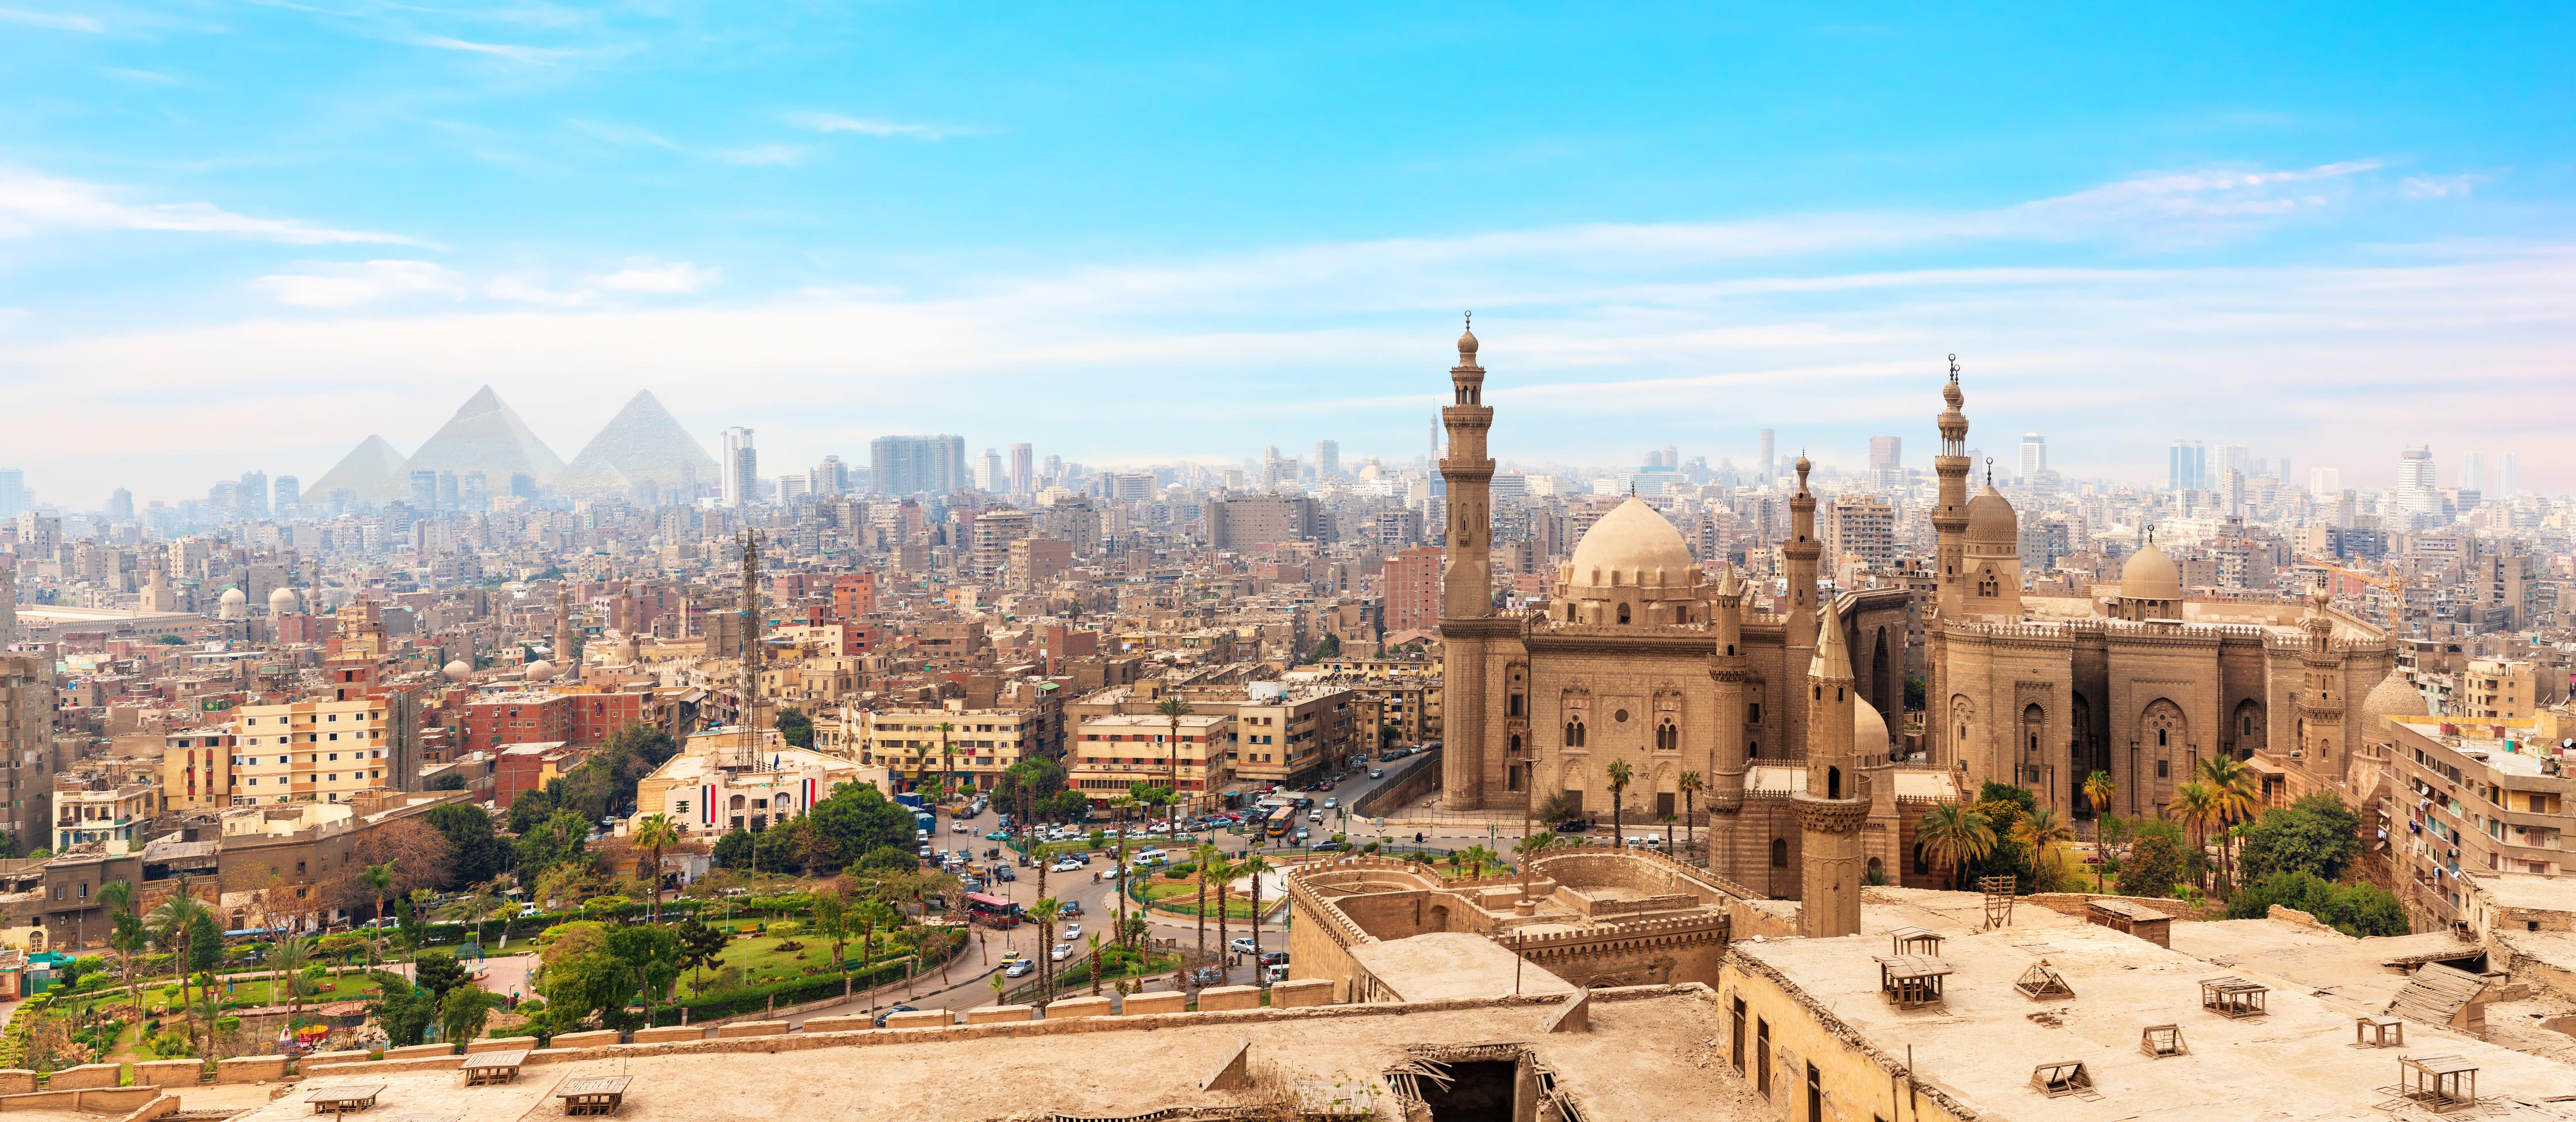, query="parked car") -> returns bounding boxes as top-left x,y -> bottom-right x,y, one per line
1051,943 -> 1073,962
1306,810 -> 1324,822
1016,853 -> 1033,867
1263,964 -> 1291,983
993,867 -> 1016,882
953,822 -> 974,833
1369,769 -> 1384,779
1323,797 -> 1337,809
984,830 -> 1012,841
872,1003 -> 917,1028
1005,959 -> 1036,978
1259,950 -> 1289,966
1229,936 -> 1259,955
1188,966 -> 1226,987
1293,828 -> 1312,842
